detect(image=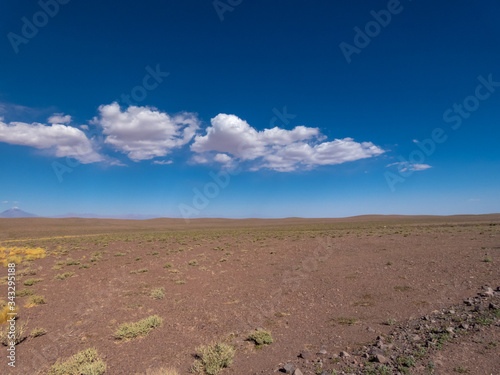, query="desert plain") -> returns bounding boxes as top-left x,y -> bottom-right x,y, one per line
1,214 -> 499,375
